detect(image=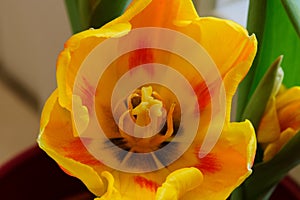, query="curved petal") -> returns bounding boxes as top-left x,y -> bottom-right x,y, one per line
277,97 -> 300,131
57,0 -> 257,113
276,86 -> 300,110
38,92 -> 108,196
110,170 -> 164,200
40,144 -> 104,196
127,0 -> 199,28
149,18 -> 257,119
94,171 -> 122,200
40,89 -> 59,133
258,86 -> 300,161
180,17 -> 257,81
181,121 -> 256,200
221,35 -> 257,121
263,128 -> 296,161
57,0 -> 198,111
257,97 -> 281,143
57,23 -> 132,110
155,167 -> 203,200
